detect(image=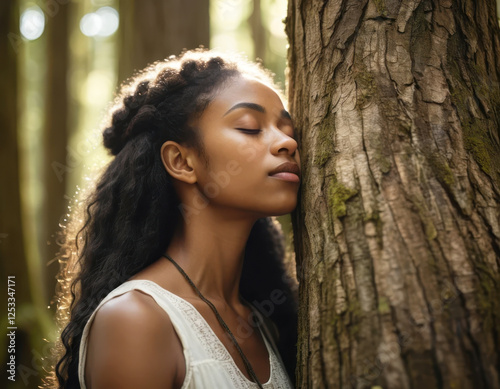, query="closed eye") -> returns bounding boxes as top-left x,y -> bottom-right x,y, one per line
236,128 -> 261,134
